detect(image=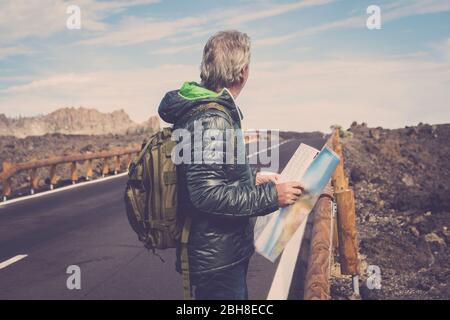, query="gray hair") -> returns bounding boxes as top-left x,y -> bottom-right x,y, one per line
200,30 -> 251,91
